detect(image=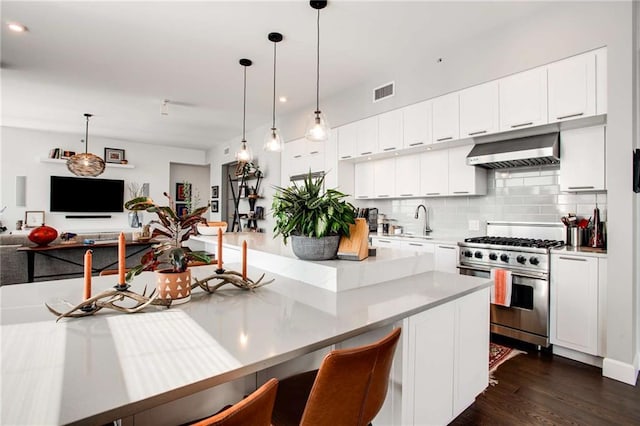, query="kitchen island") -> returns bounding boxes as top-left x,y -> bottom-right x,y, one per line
1,257 -> 490,425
